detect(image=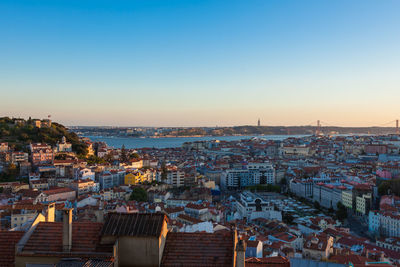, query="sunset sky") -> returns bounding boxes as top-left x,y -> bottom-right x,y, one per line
1,0 -> 400,127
